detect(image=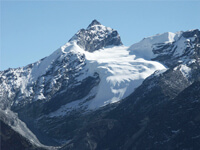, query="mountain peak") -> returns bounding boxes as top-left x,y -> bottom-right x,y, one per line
87,19 -> 101,28
69,20 -> 123,52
